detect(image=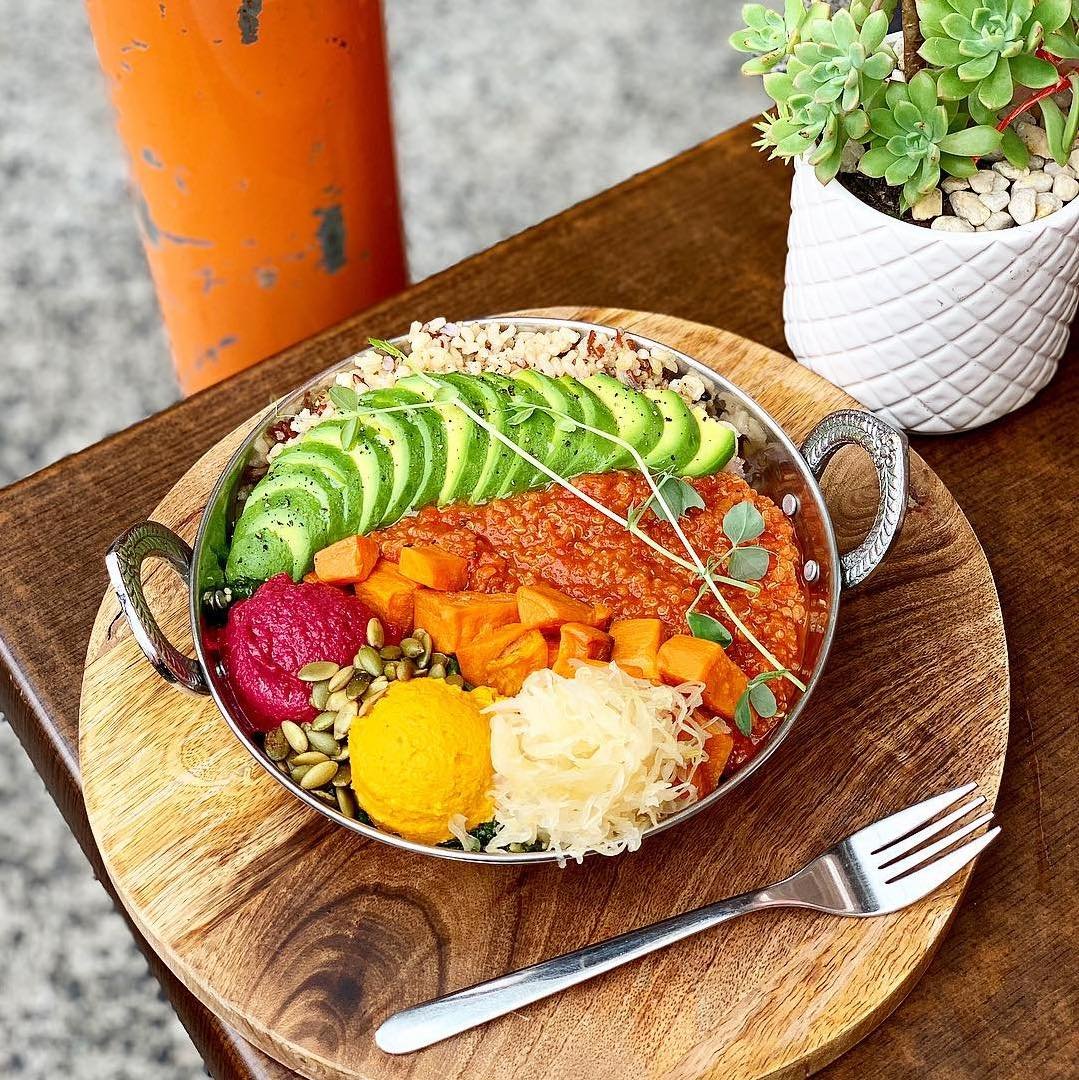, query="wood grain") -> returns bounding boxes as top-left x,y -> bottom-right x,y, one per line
79,310 -> 1009,1080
